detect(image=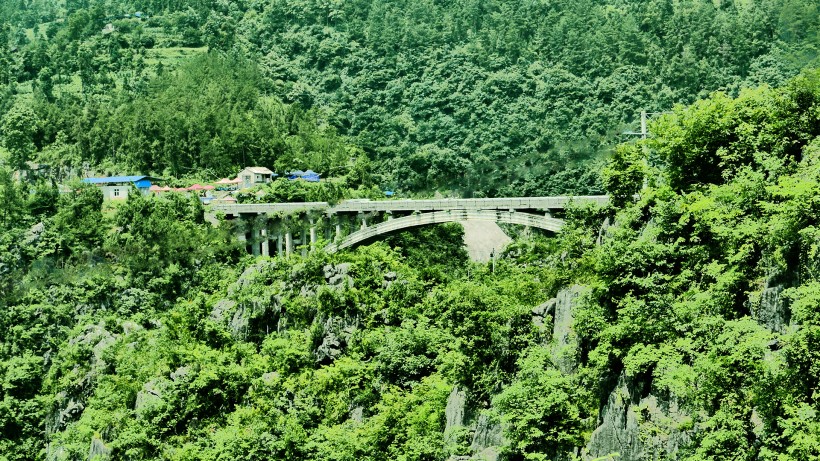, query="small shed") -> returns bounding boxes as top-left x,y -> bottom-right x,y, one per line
238,167 -> 276,189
